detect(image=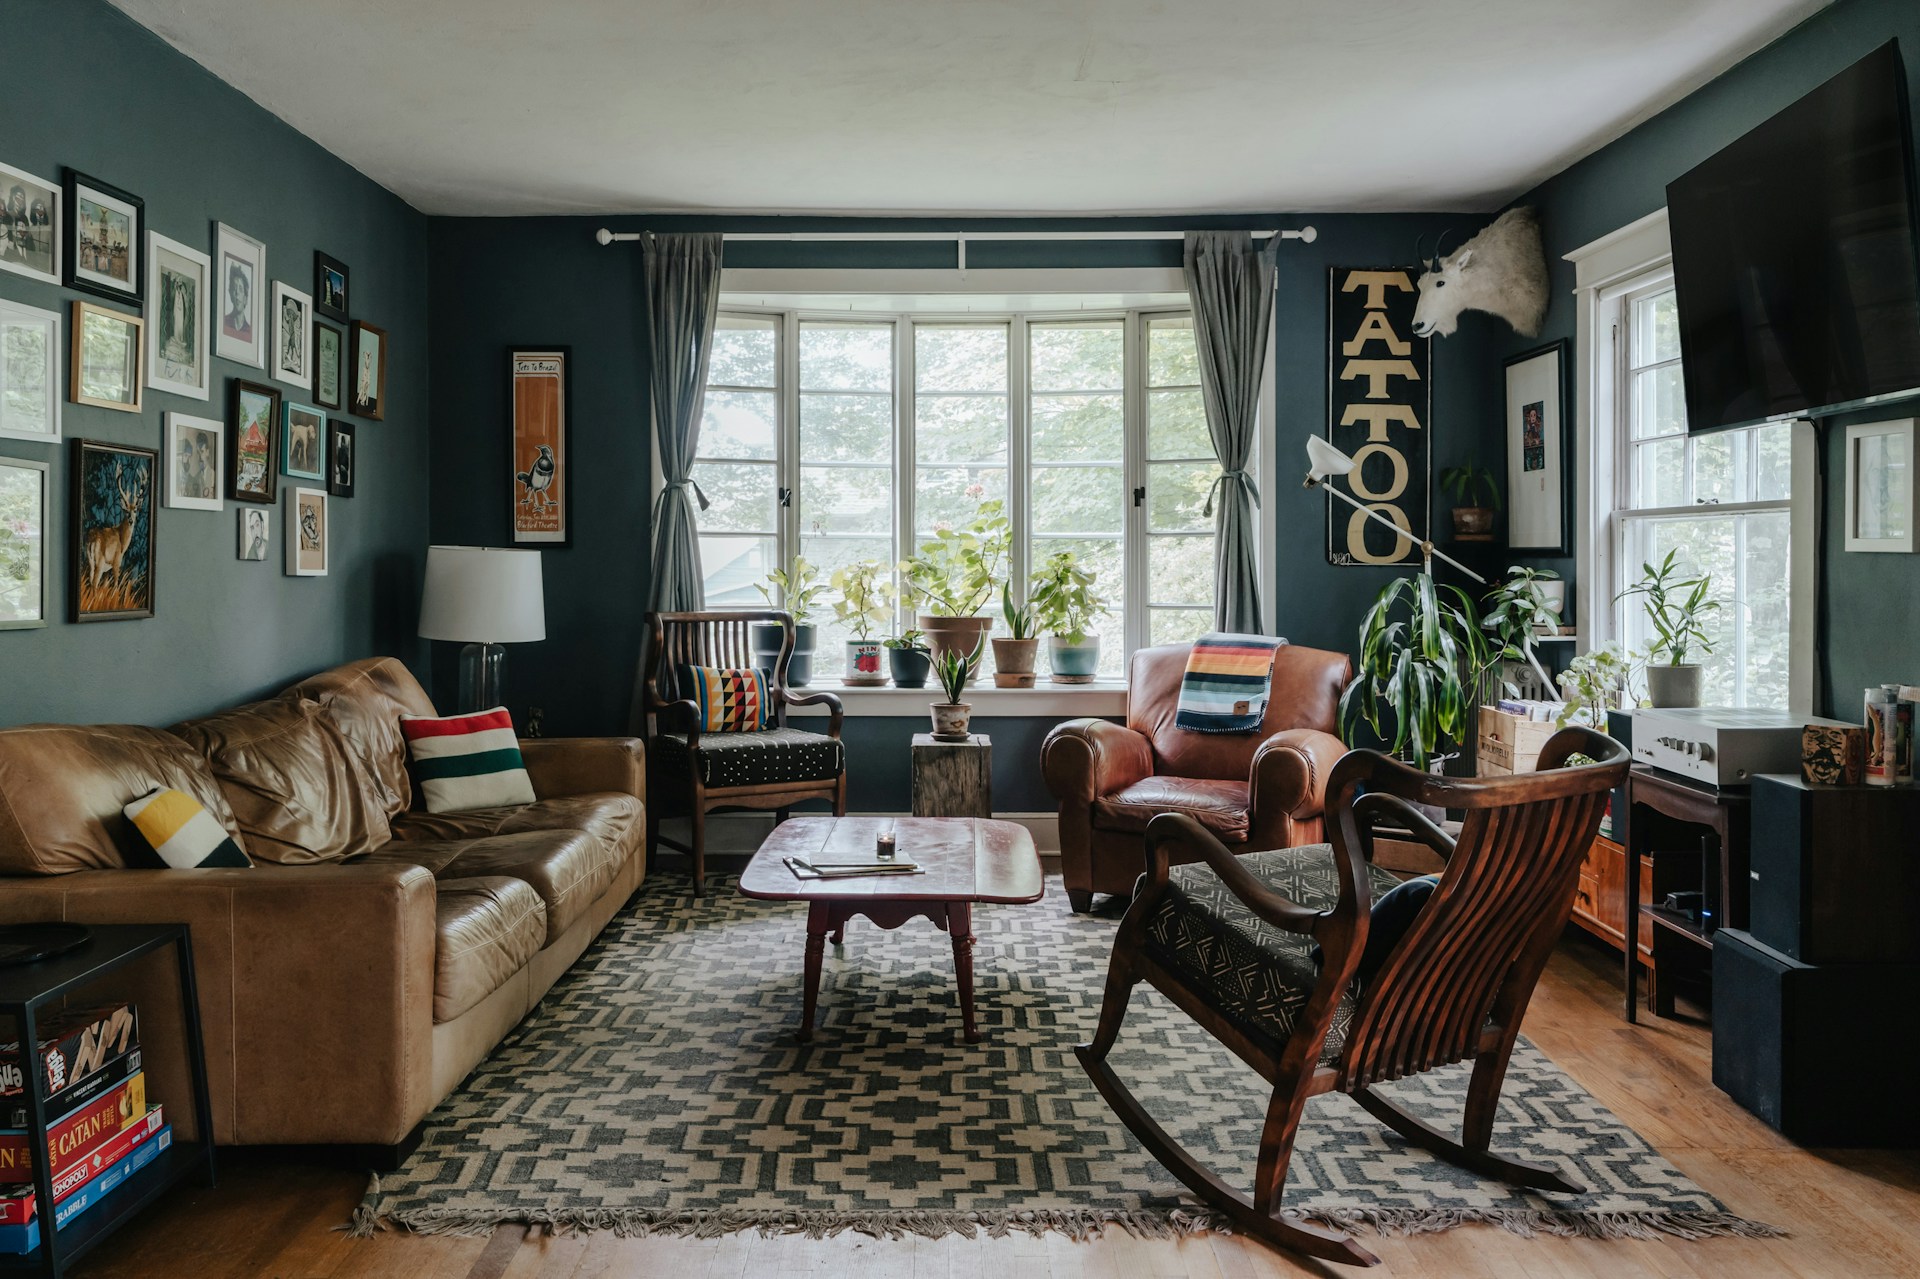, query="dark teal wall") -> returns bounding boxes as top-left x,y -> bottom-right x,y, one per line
1495,0 -> 1920,714
0,0 -> 431,728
